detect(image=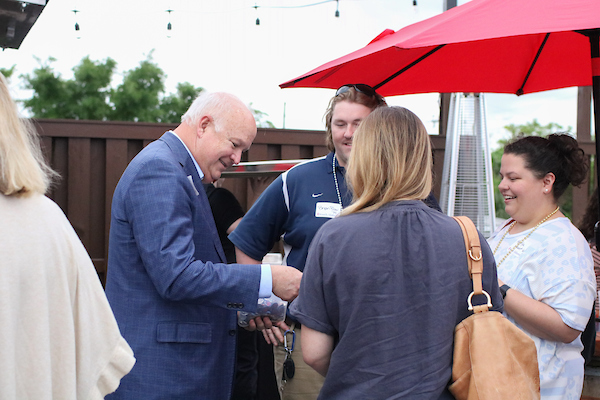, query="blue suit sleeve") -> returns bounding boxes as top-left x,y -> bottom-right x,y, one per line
122,157 -> 260,309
